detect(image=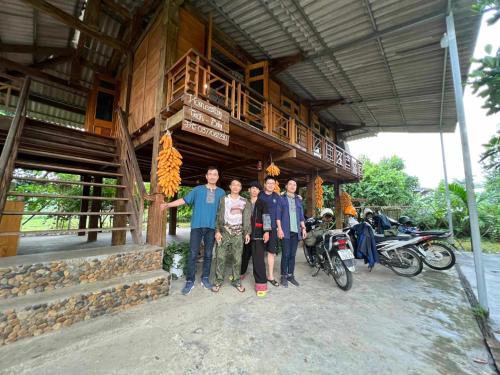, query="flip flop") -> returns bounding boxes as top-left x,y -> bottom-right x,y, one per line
234,284 -> 246,293
267,279 -> 279,287
211,285 -> 221,293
